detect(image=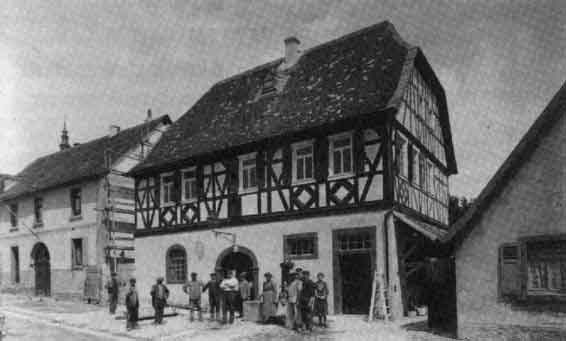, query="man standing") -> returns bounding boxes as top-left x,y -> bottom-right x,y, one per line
238,272 -> 251,318
125,278 -> 139,331
298,270 -> 315,332
203,273 -> 221,321
287,272 -> 303,330
220,269 -> 239,324
150,277 -> 169,324
105,272 -> 119,315
183,272 -> 204,322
